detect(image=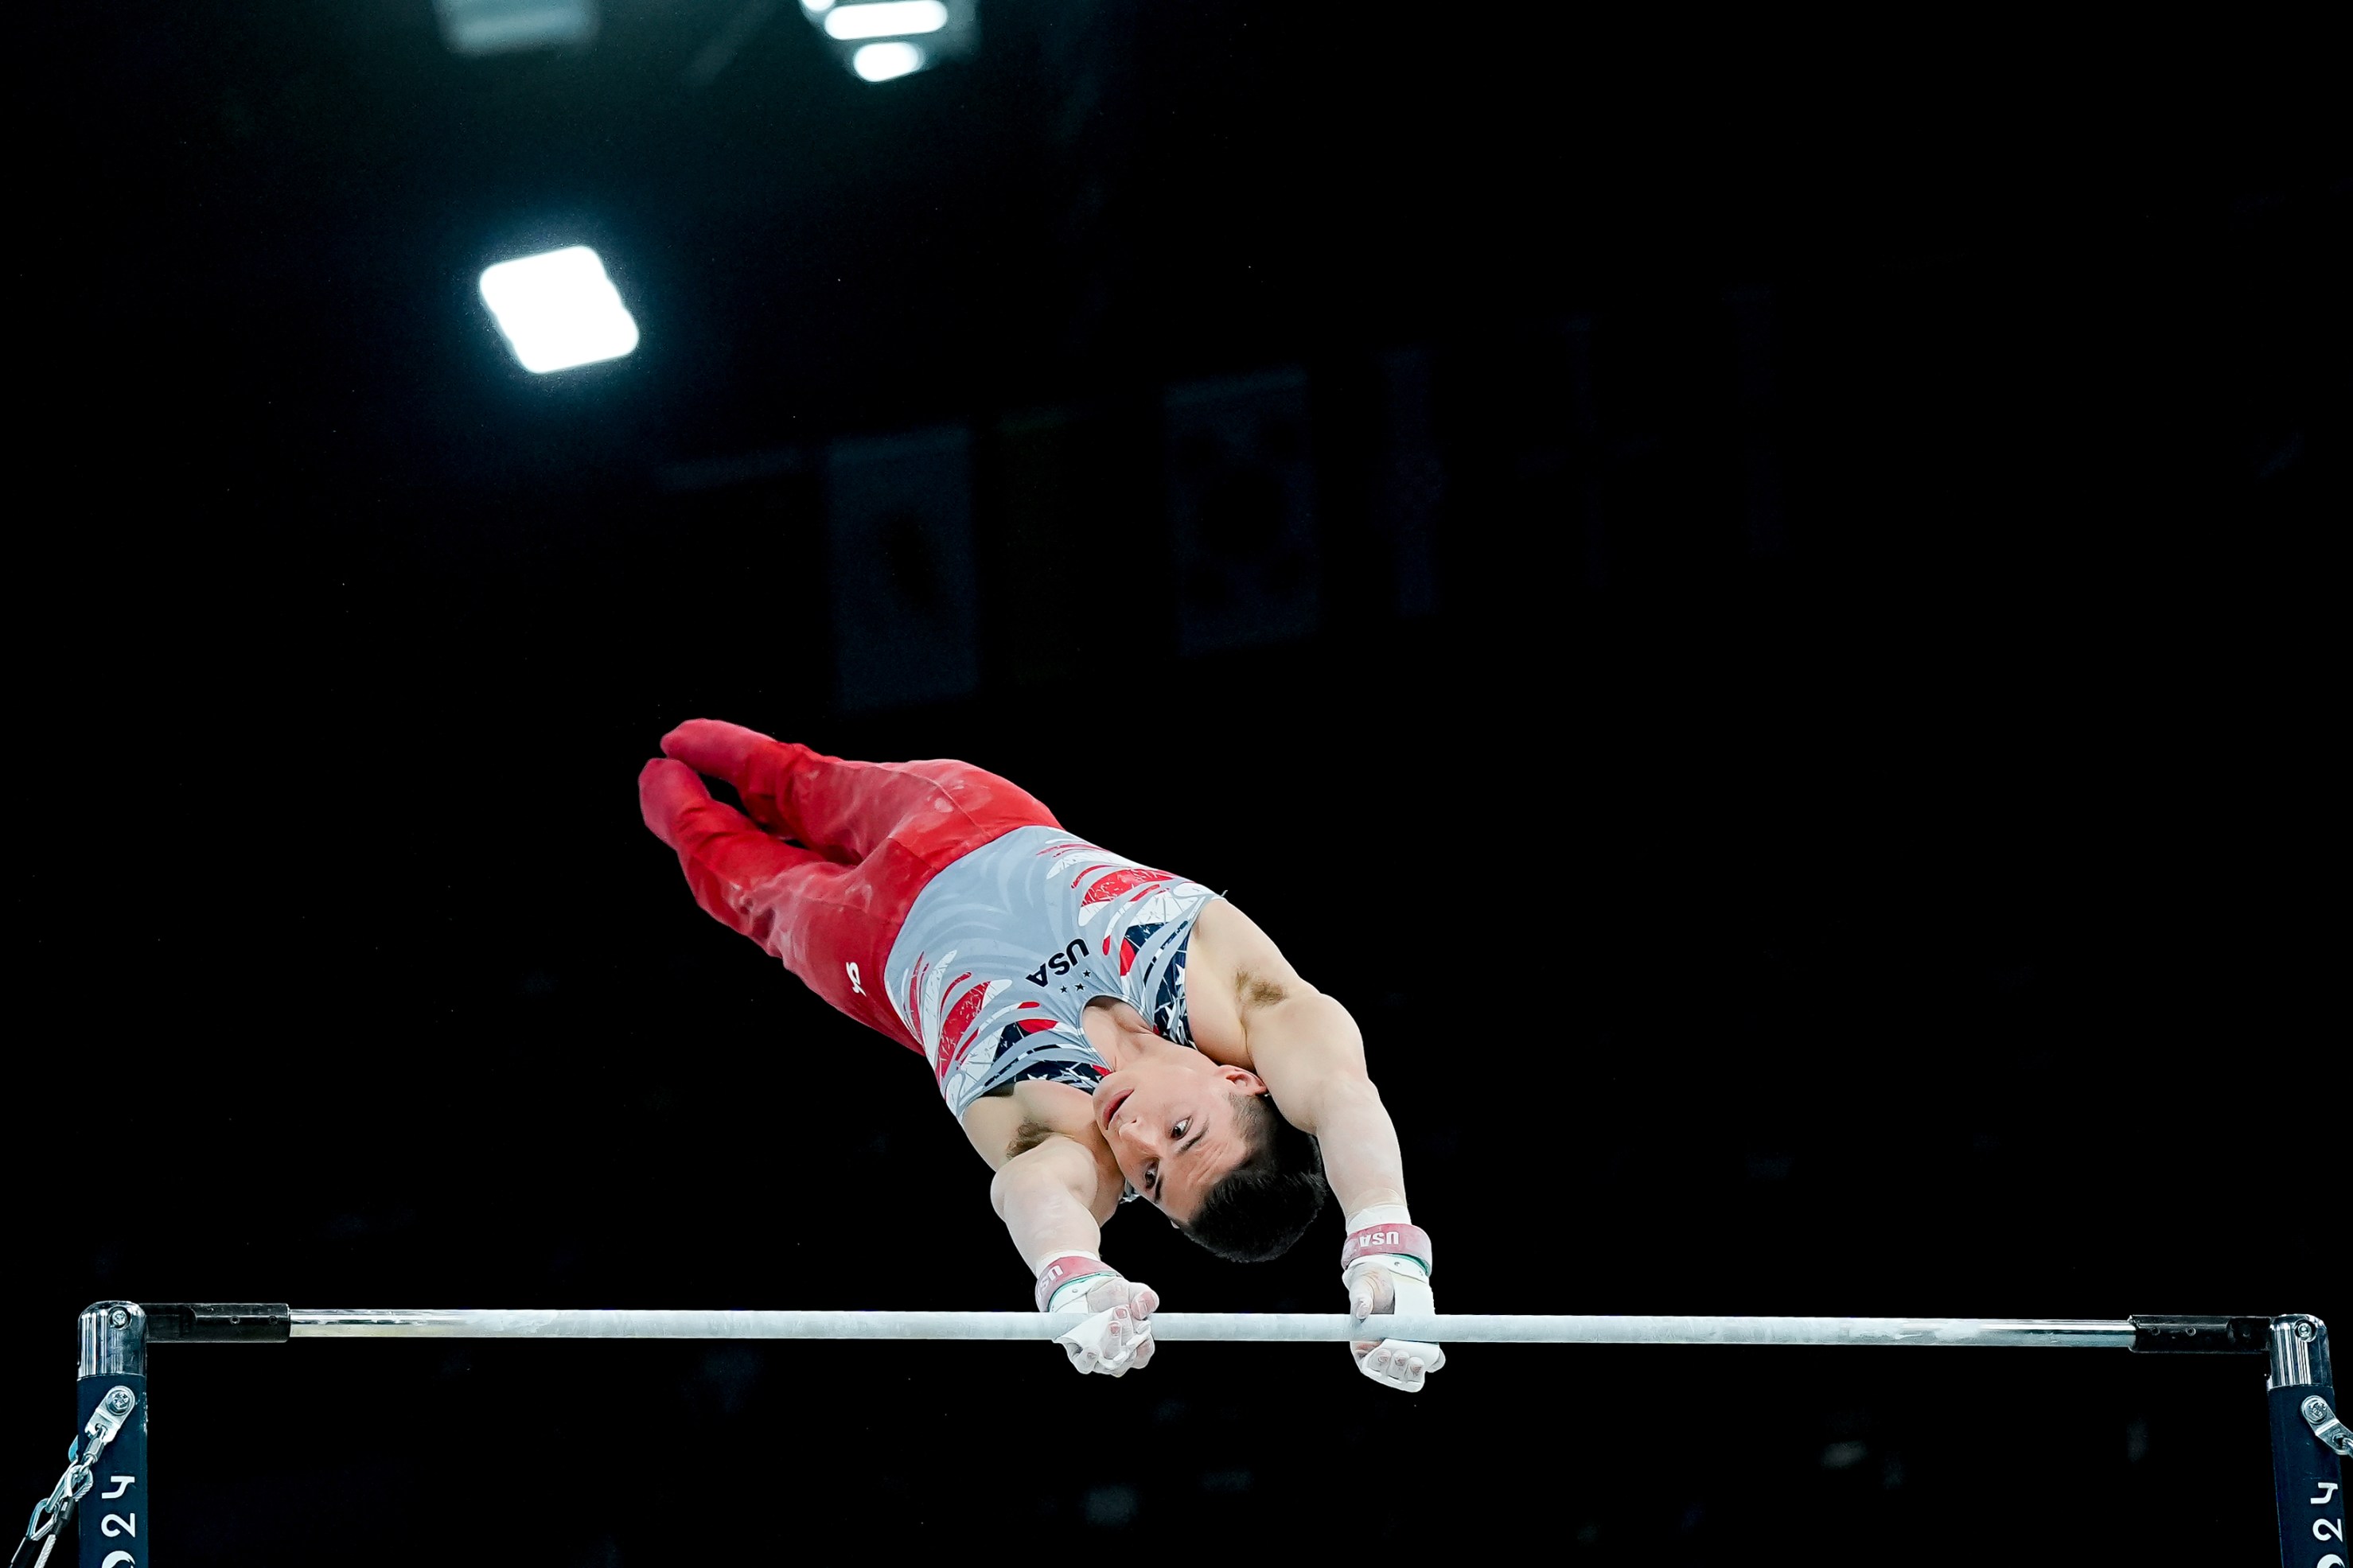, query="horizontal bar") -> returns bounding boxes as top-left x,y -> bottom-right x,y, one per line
282,1309 -> 2140,1348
